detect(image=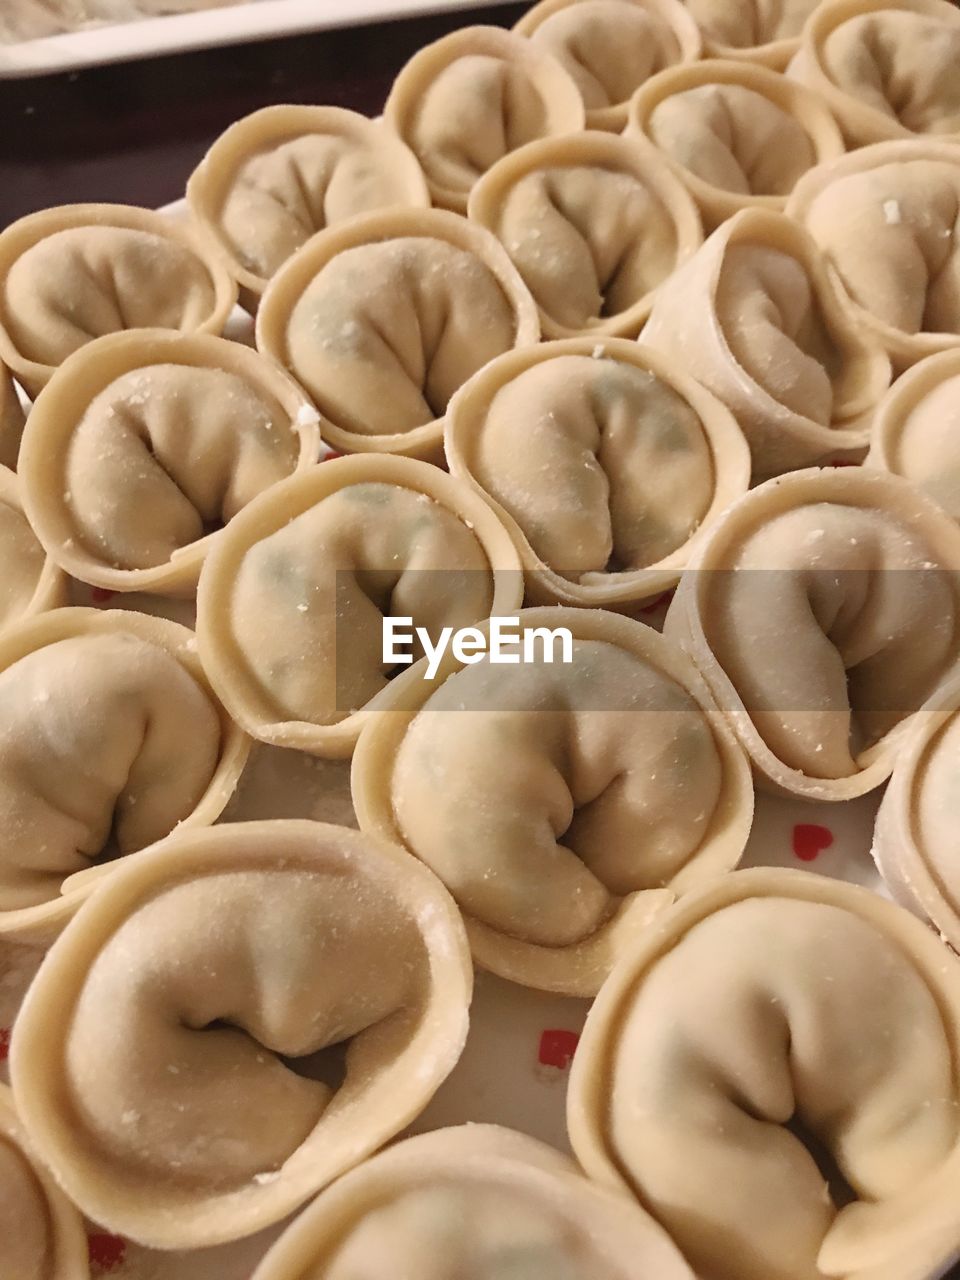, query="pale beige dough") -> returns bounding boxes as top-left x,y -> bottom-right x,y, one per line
196,454 -> 523,757
256,208 -> 539,459
627,60 -> 845,228
187,106 -> 430,296
445,338 -> 750,607
682,0 -> 820,63
0,1084 -> 88,1280
514,0 -> 701,131
383,25 -> 585,212
790,0 -> 960,146
9,821 -> 472,1249
868,350 -> 960,518
352,606 -> 753,995
788,141 -> 960,368
641,208 -> 892,477
0,466 -> 64,633
568,868 -> 960,1280
250,1125 -> 695,1280
19,330 -> 321,596
468,130 -> 702,338
0,0 -> 240,42
0,607 -> 248,936
665,466 -> 960,800
0,359 -> 24,470
0,205 -> 236,395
